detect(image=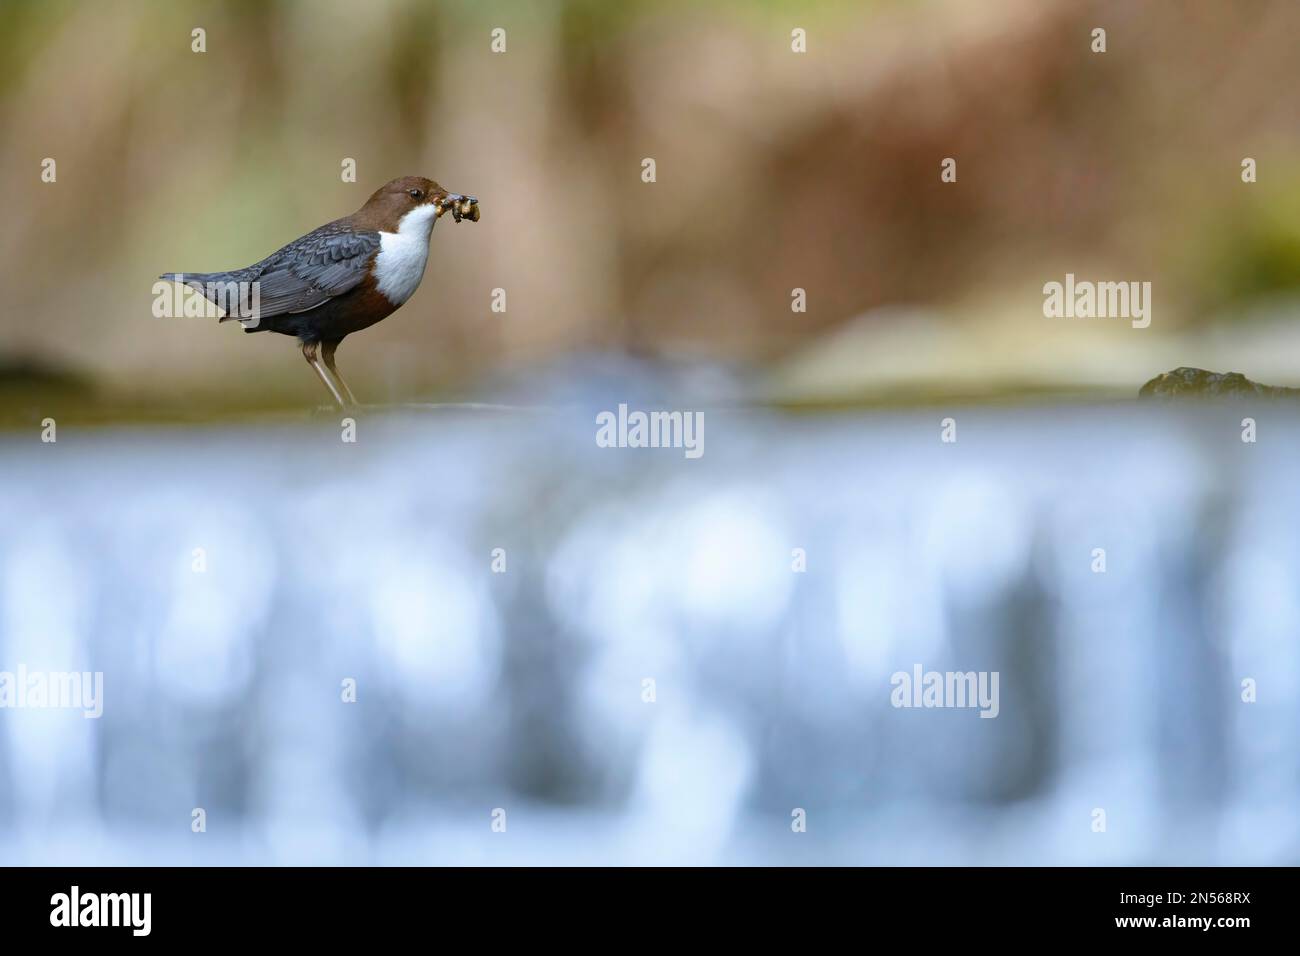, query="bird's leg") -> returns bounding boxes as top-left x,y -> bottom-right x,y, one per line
302,340 -> 346,409
320,339 -> 359,407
